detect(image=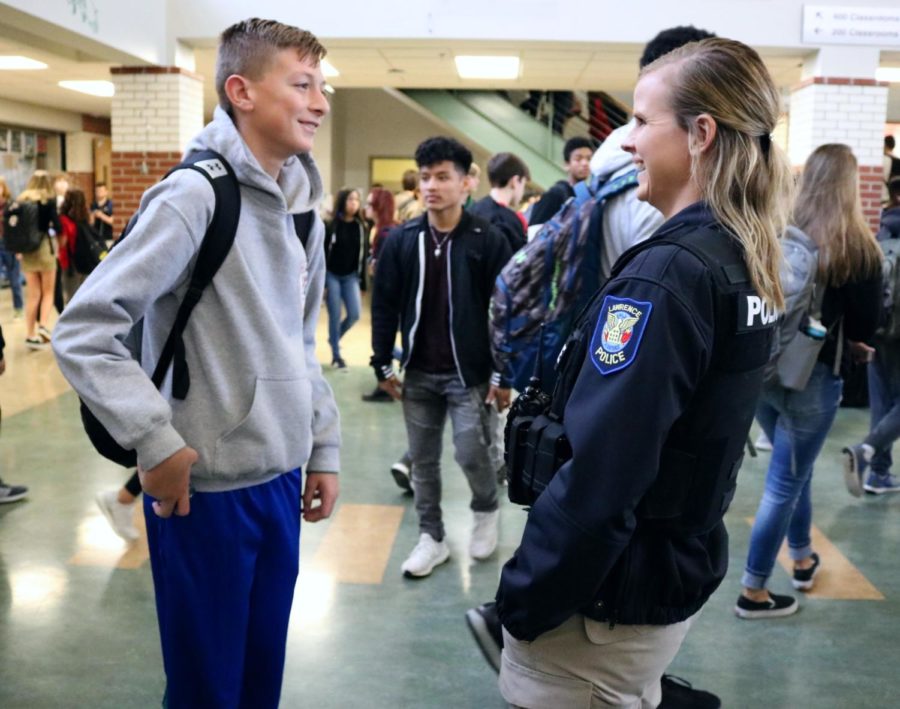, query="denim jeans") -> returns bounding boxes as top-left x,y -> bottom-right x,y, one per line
742,362 -> 843,589
0,248 -> 23,310
324,271 -> 360,361
866,338 -> 900,475
401,369 -> 498,541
